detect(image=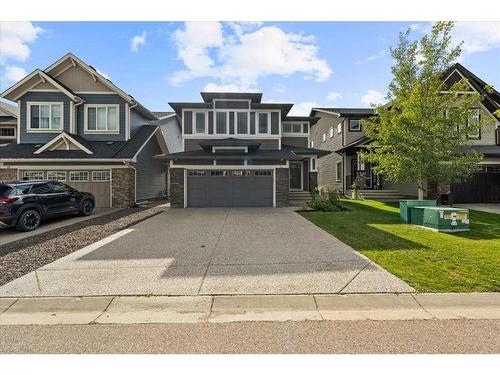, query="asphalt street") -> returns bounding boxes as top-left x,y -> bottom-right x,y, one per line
1,319 -> 499,354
